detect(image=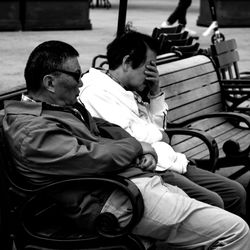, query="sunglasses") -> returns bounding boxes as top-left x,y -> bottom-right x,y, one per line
53,69 -> 84,82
